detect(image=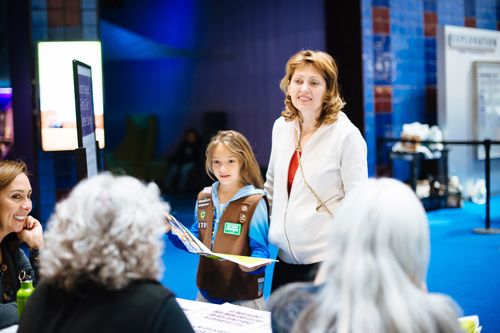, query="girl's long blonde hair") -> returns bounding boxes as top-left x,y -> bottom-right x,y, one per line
205,130 -> 264,189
